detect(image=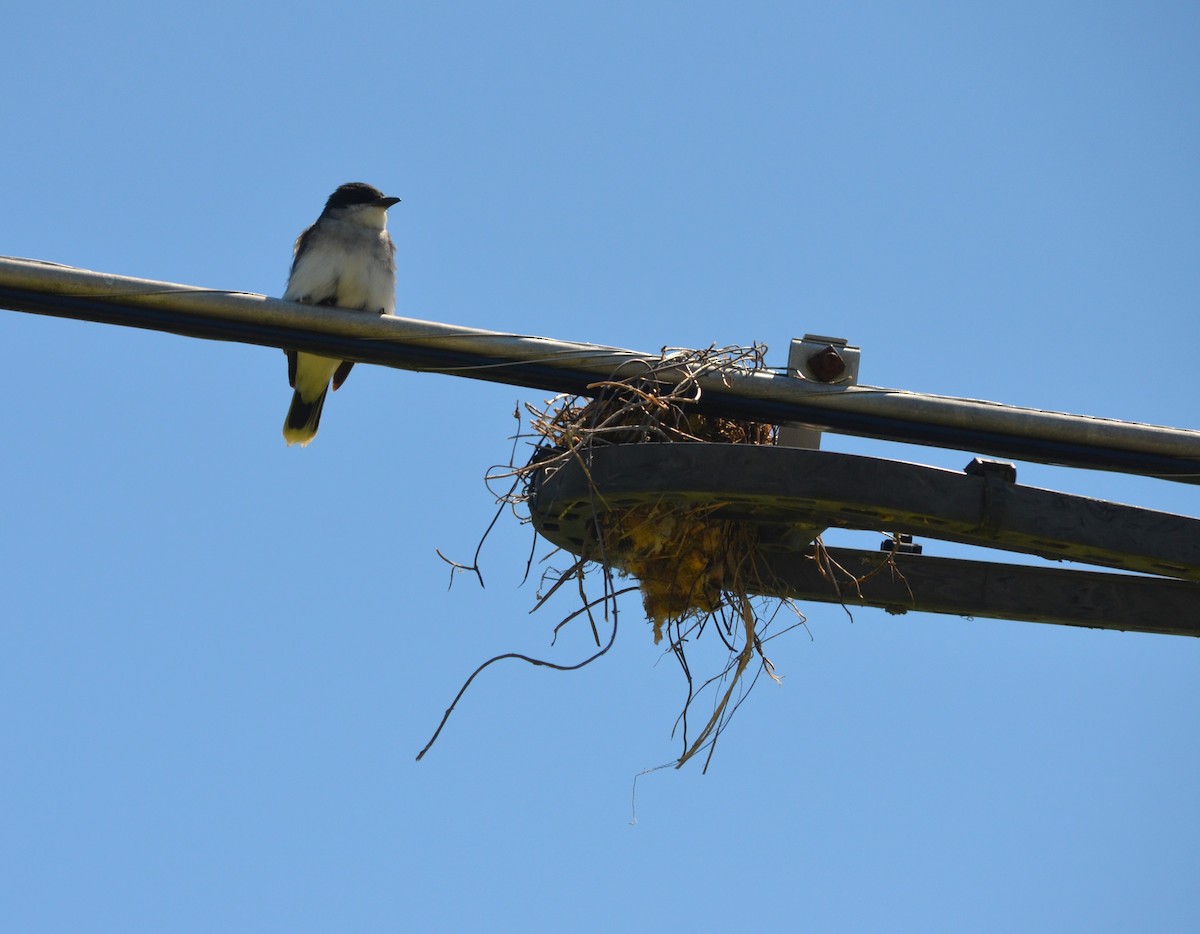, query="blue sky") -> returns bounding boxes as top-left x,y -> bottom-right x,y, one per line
2,2 -> 1198,931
